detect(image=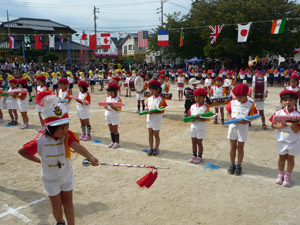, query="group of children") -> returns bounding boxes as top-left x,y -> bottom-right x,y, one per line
10,67 -> 300,225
